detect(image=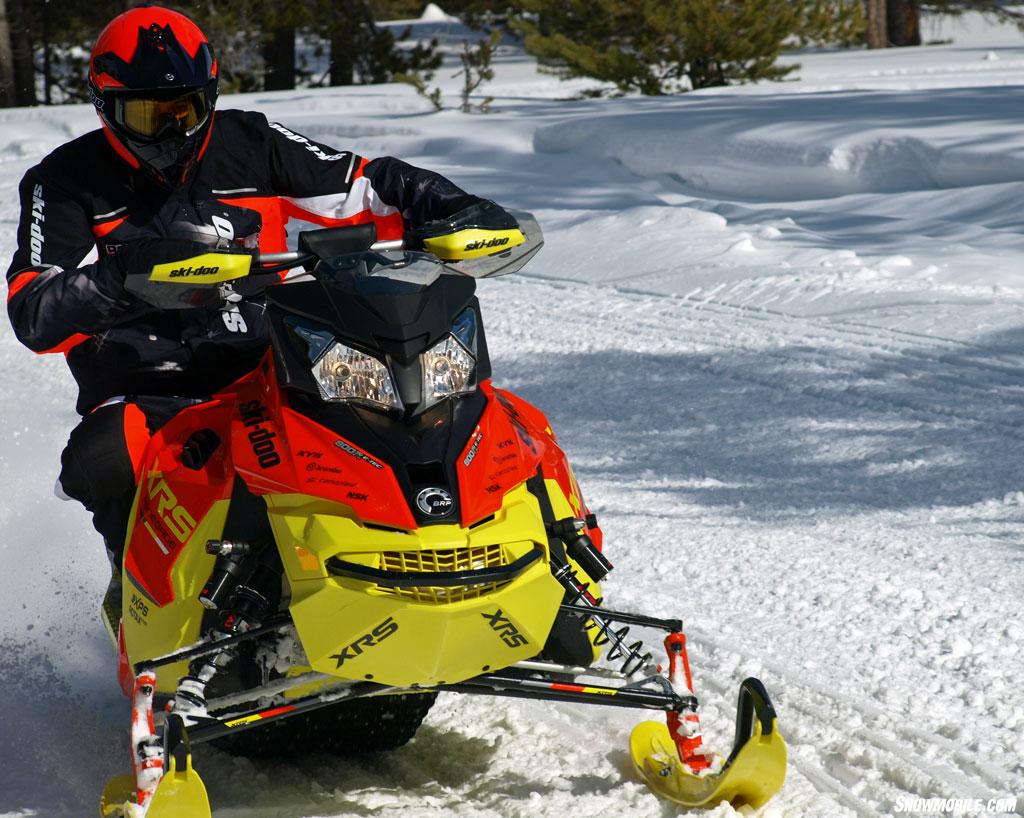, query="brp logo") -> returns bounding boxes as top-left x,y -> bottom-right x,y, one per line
416,487 -> 454,517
